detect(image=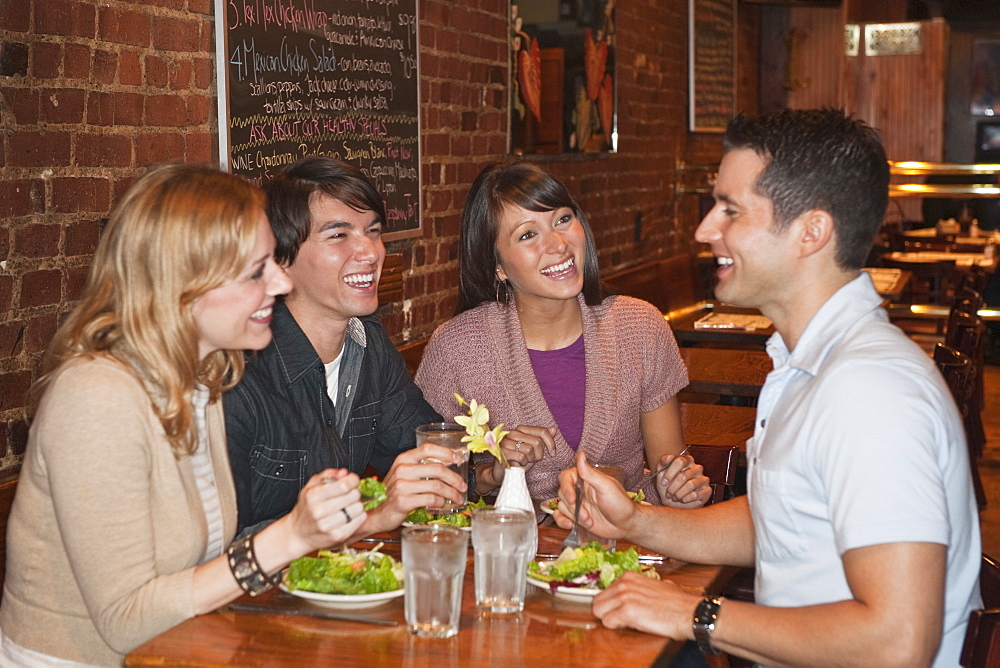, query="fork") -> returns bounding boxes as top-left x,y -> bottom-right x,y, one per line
561,474 -> 586,550
634,446 -> 690,491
